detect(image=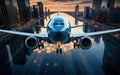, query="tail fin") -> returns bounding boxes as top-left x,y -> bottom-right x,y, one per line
57,1 -> 60,16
